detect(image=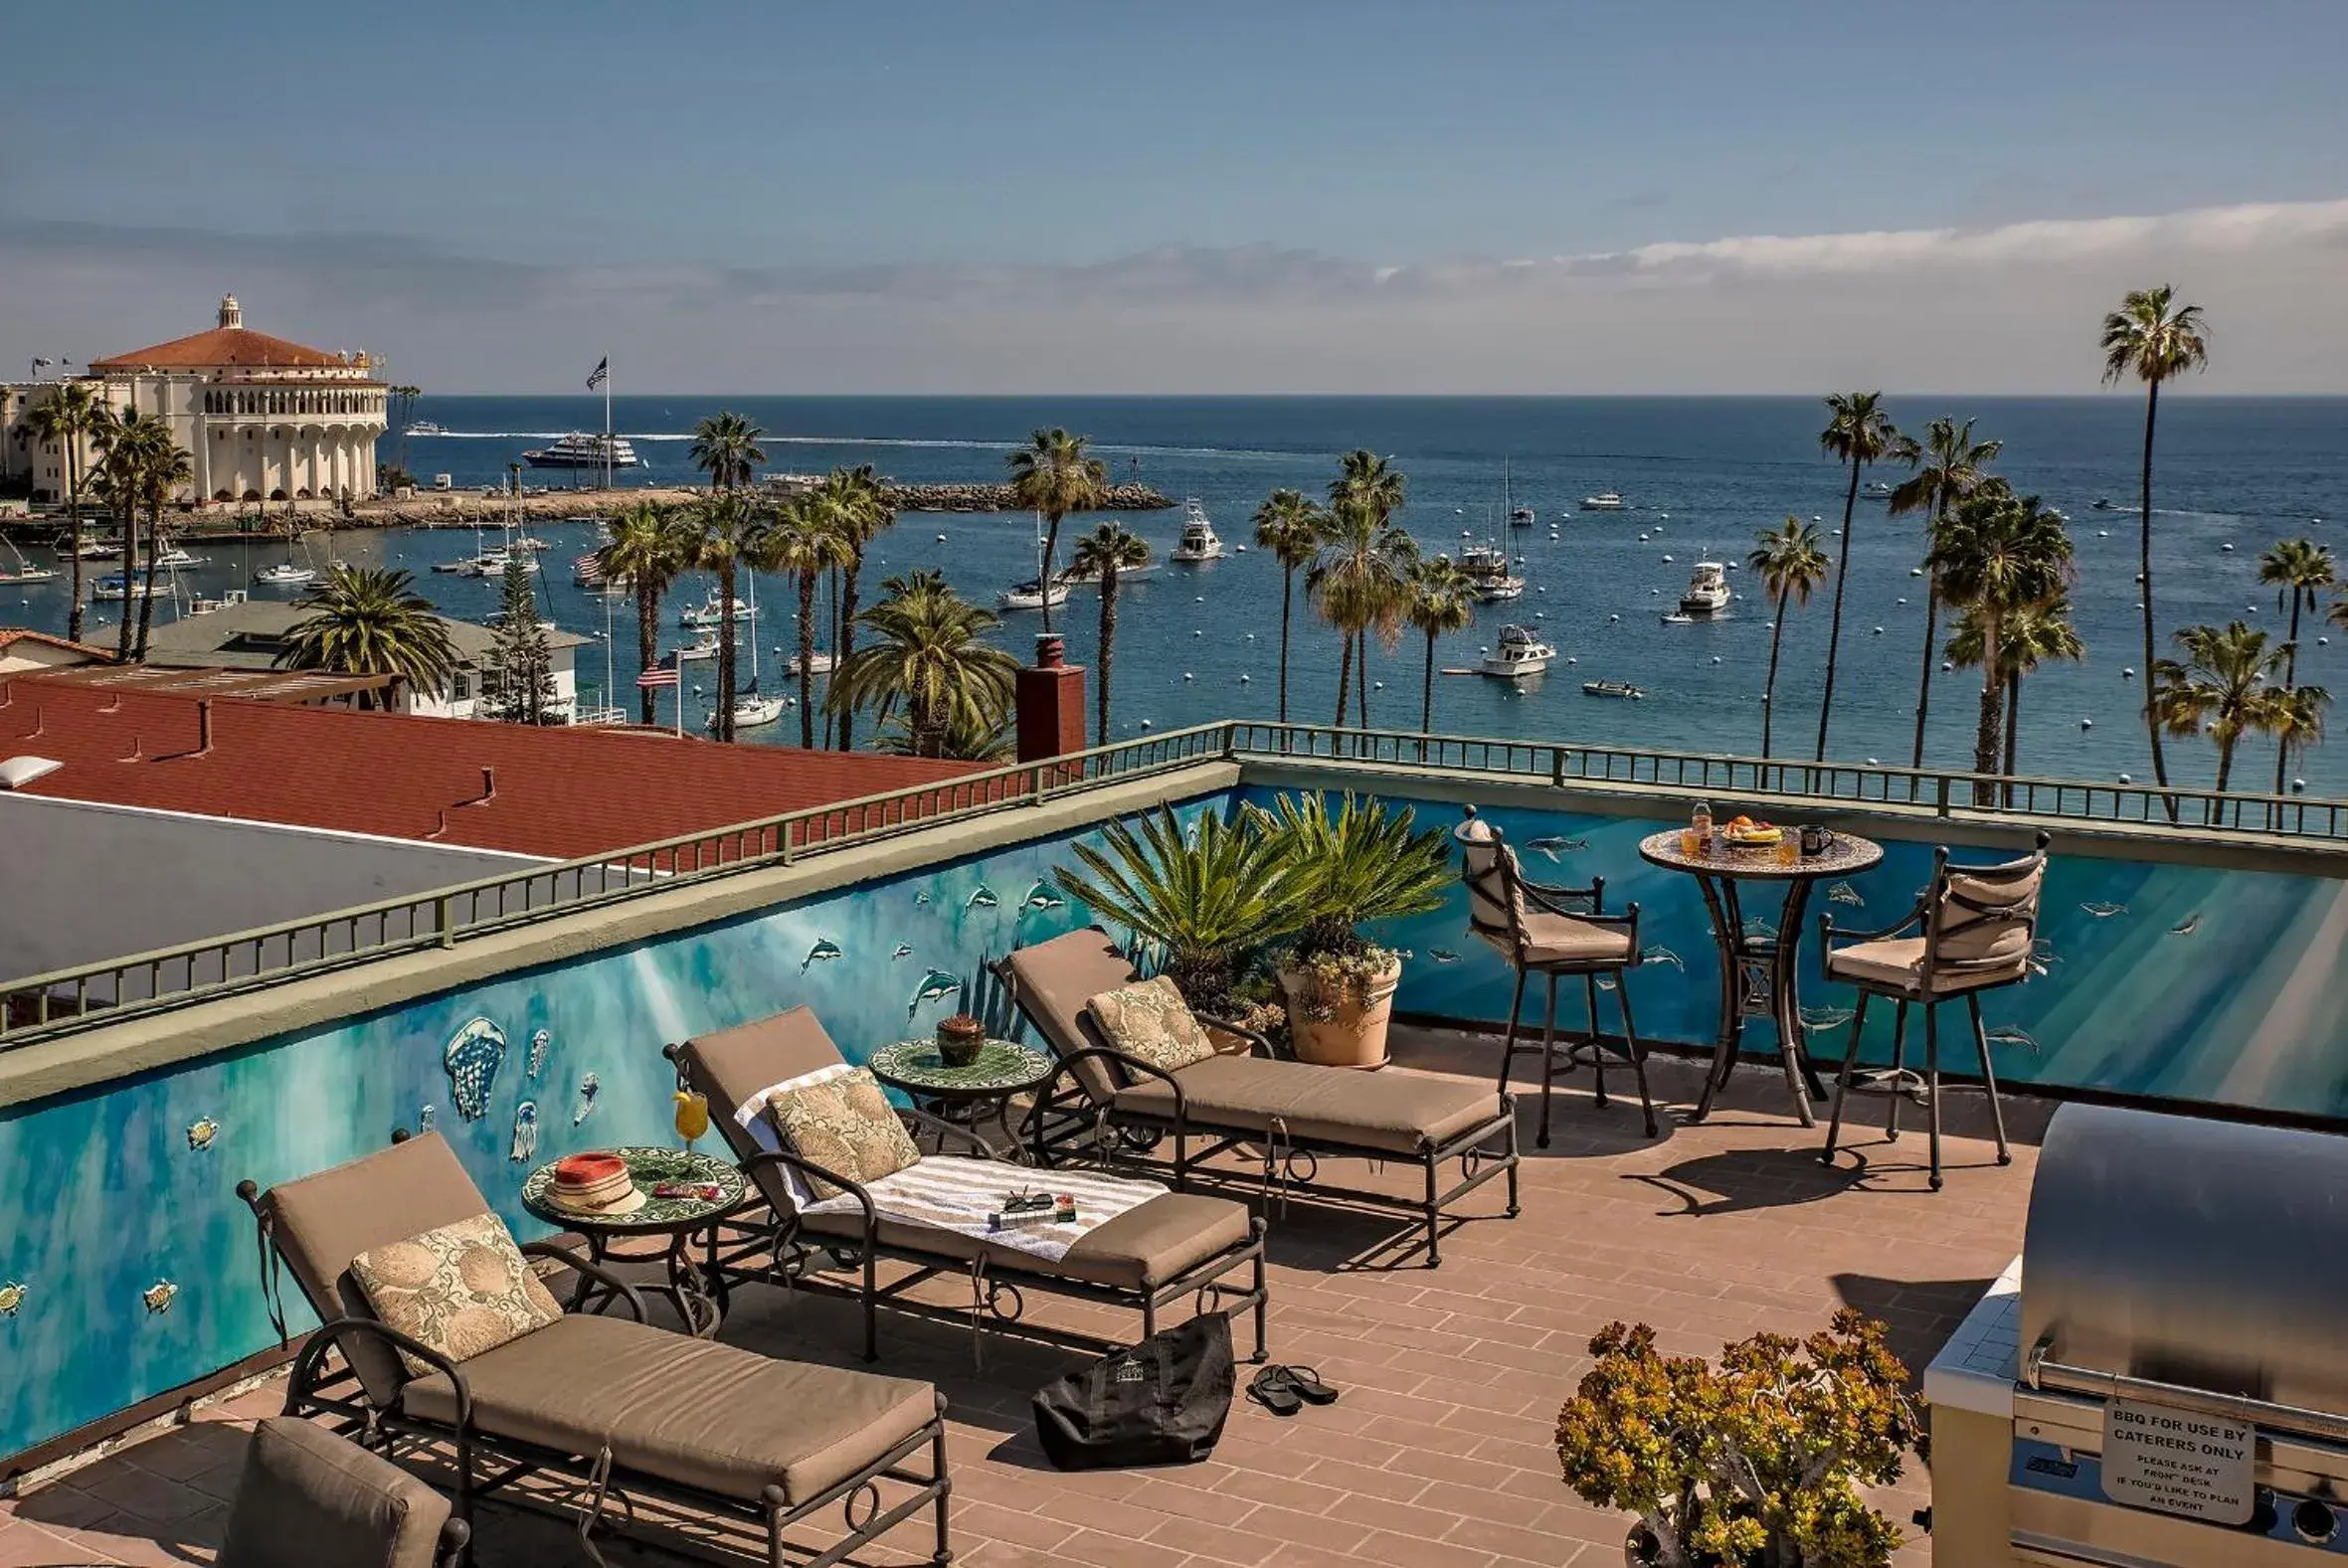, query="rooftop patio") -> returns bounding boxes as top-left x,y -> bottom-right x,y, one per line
0,1033 -> 2043,1568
